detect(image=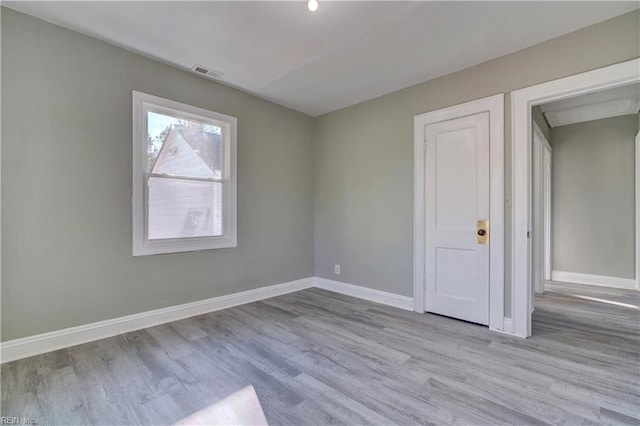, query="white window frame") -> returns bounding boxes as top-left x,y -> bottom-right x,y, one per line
132,91 -> 237,256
